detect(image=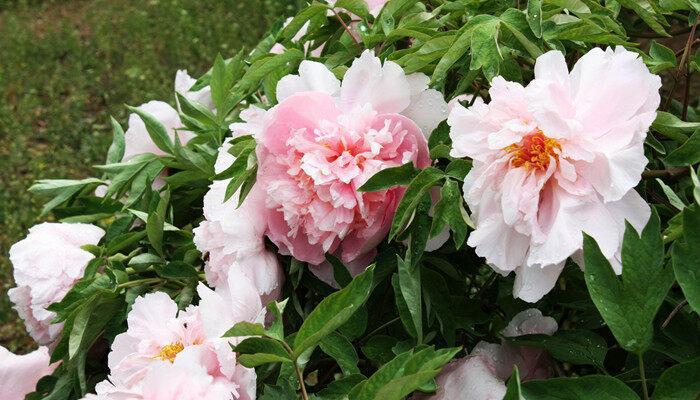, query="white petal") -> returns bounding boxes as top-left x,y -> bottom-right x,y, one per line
340,50 -> 411,114
276,60 -> 340,102
513,262 -> 565,303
